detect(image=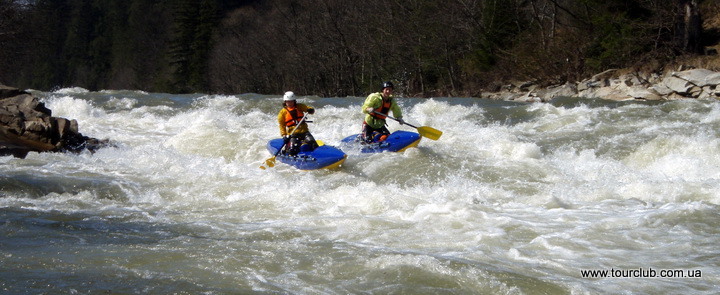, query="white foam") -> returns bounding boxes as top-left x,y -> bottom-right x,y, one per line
4,92 -> 720,294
